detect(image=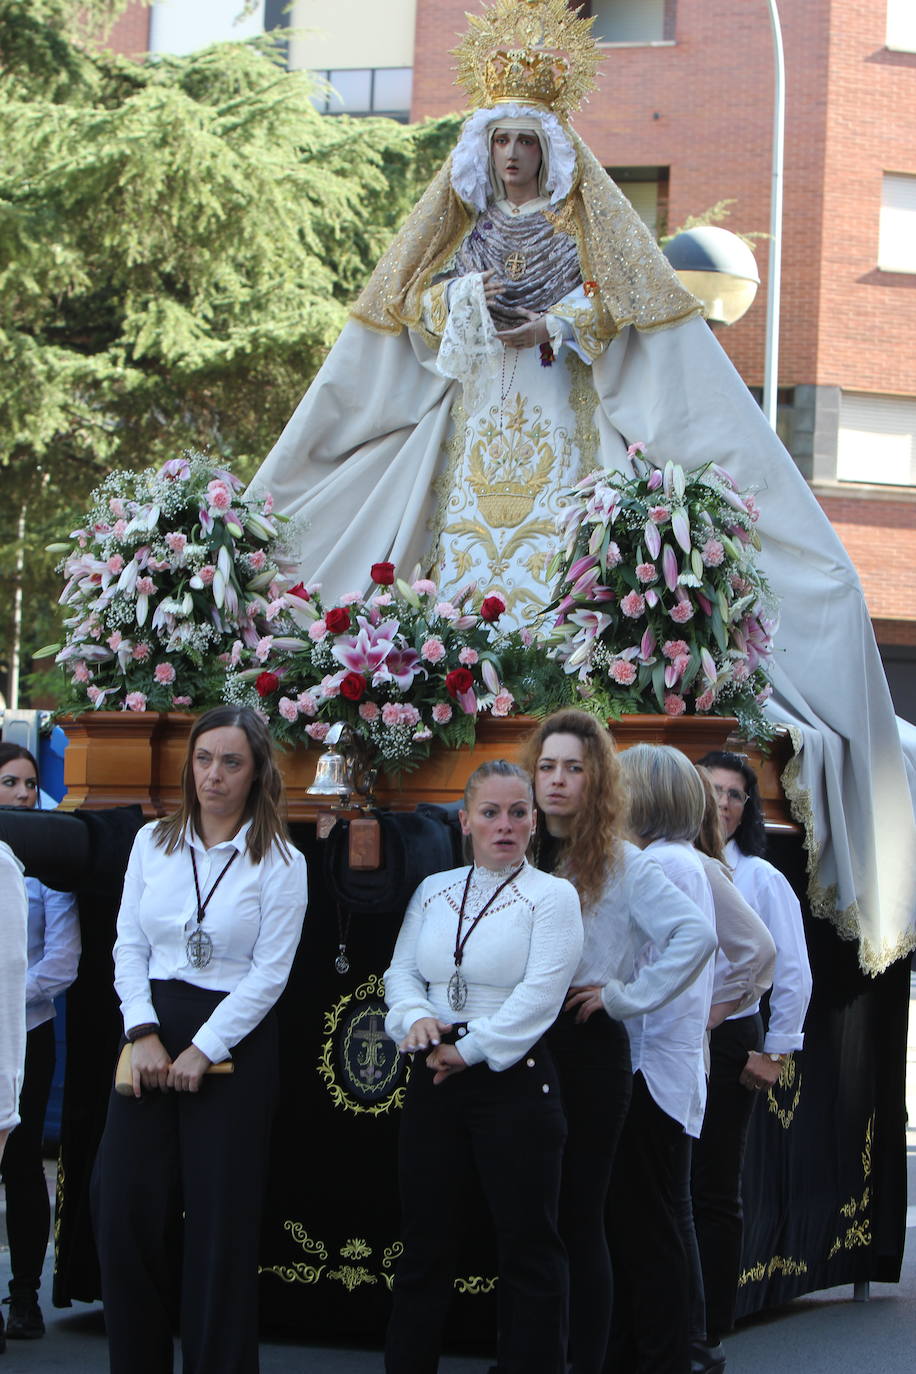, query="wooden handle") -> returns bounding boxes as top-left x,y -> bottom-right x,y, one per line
114,1042 -> 234,1096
